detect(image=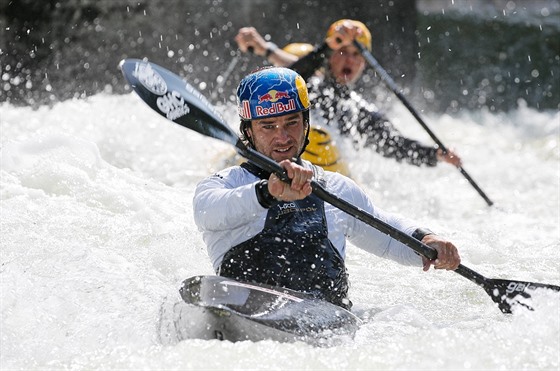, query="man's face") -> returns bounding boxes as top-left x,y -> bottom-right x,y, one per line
246,112 -> 307,162
328,44 -> 366,85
